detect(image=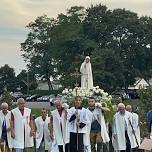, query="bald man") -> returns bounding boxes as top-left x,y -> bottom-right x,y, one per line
0,103 -> 13,152
112,103 -> 138,152
11,98 -> 35,152
126,105 -> 140,149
